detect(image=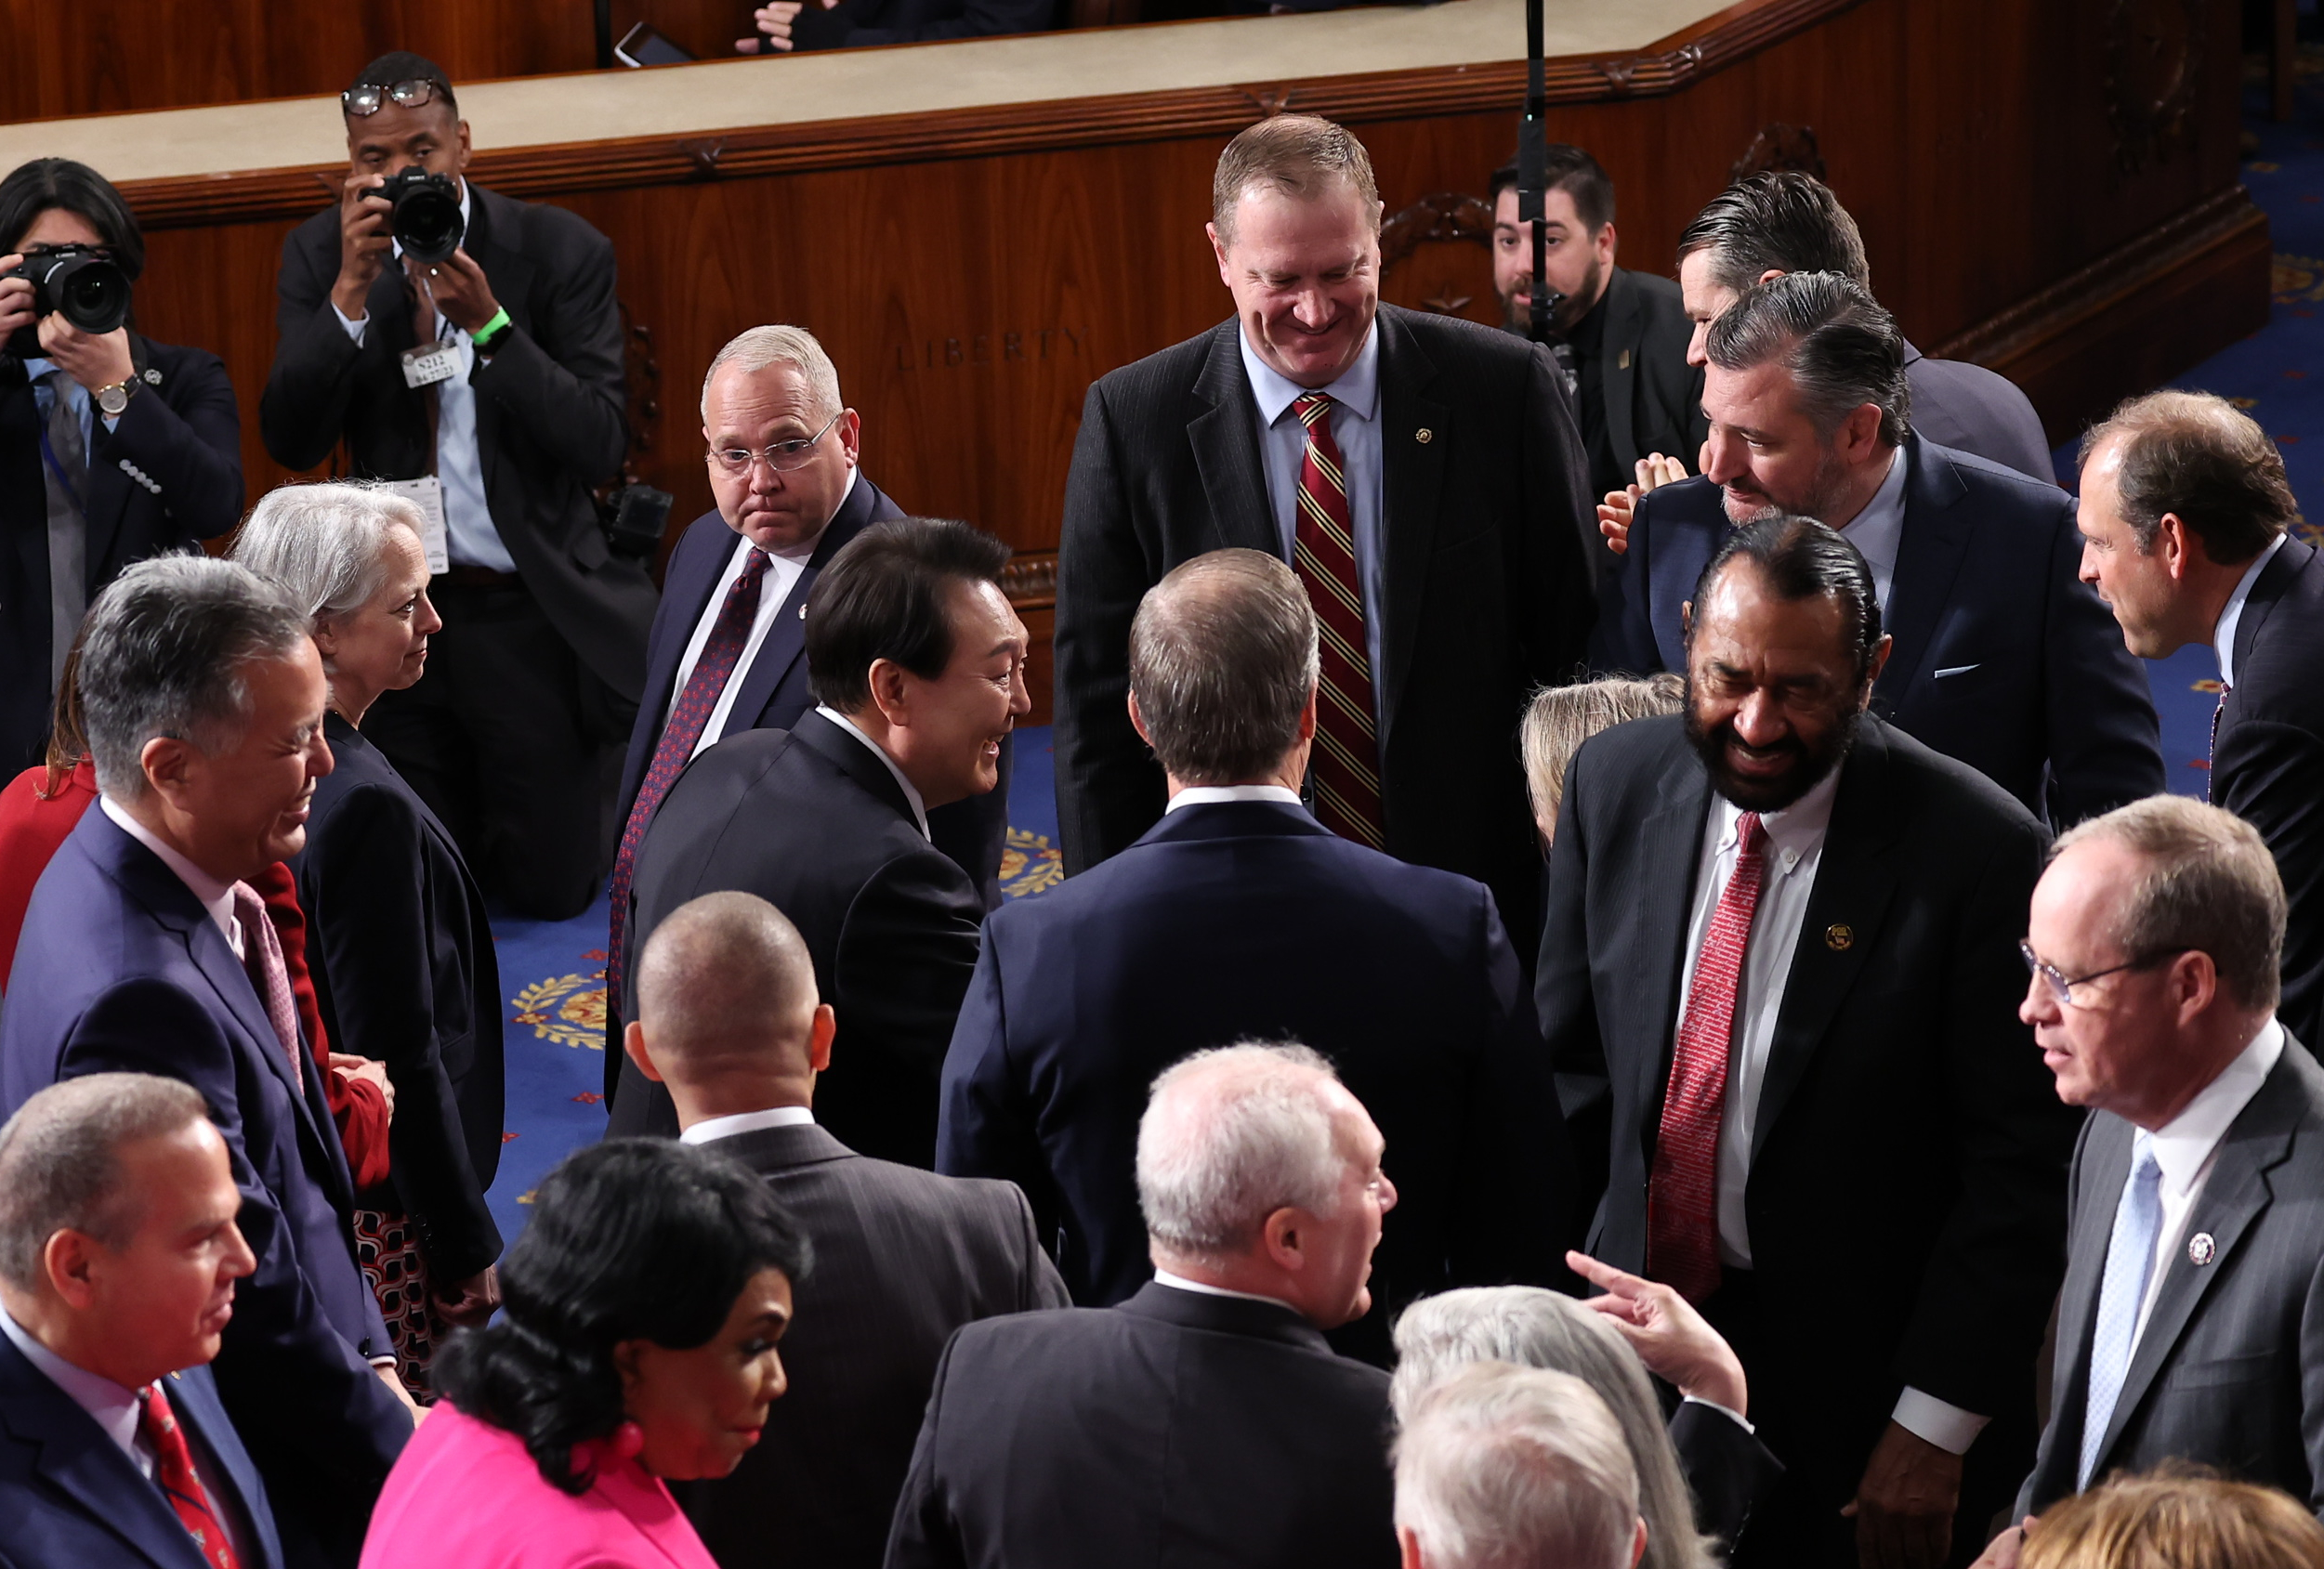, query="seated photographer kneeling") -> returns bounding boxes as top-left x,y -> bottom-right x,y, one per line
0,158 -> 243,777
